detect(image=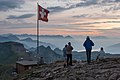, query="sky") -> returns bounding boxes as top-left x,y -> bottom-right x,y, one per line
0,0 -> 120,37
